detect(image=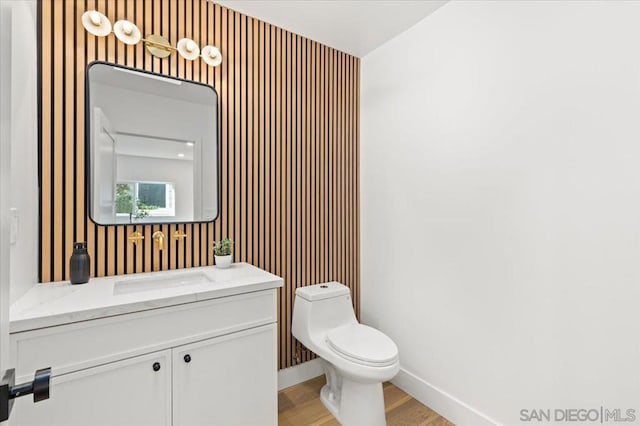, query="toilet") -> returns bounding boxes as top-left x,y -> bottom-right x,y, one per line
292,282 -> 400,426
